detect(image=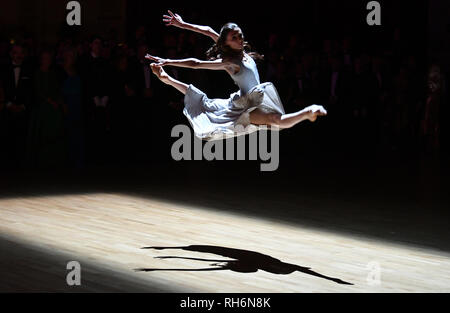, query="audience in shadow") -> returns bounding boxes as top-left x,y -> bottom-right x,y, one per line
0,25 -> 447,173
